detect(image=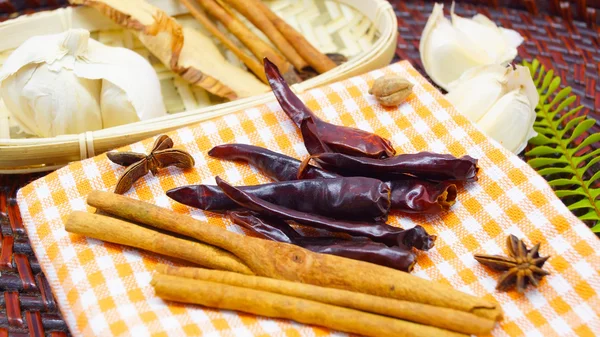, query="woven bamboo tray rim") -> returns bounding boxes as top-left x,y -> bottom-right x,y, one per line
0,0 -> 398,173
